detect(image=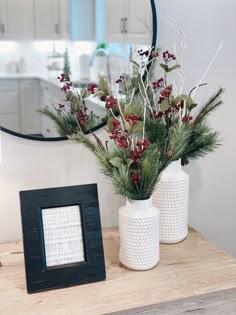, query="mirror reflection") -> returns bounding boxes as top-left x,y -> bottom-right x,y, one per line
0,0 -> 154,139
